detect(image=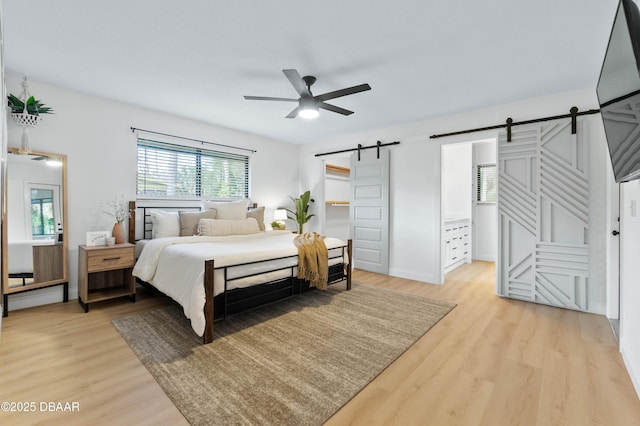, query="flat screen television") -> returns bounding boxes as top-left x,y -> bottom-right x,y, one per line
597,0 -> 640,182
